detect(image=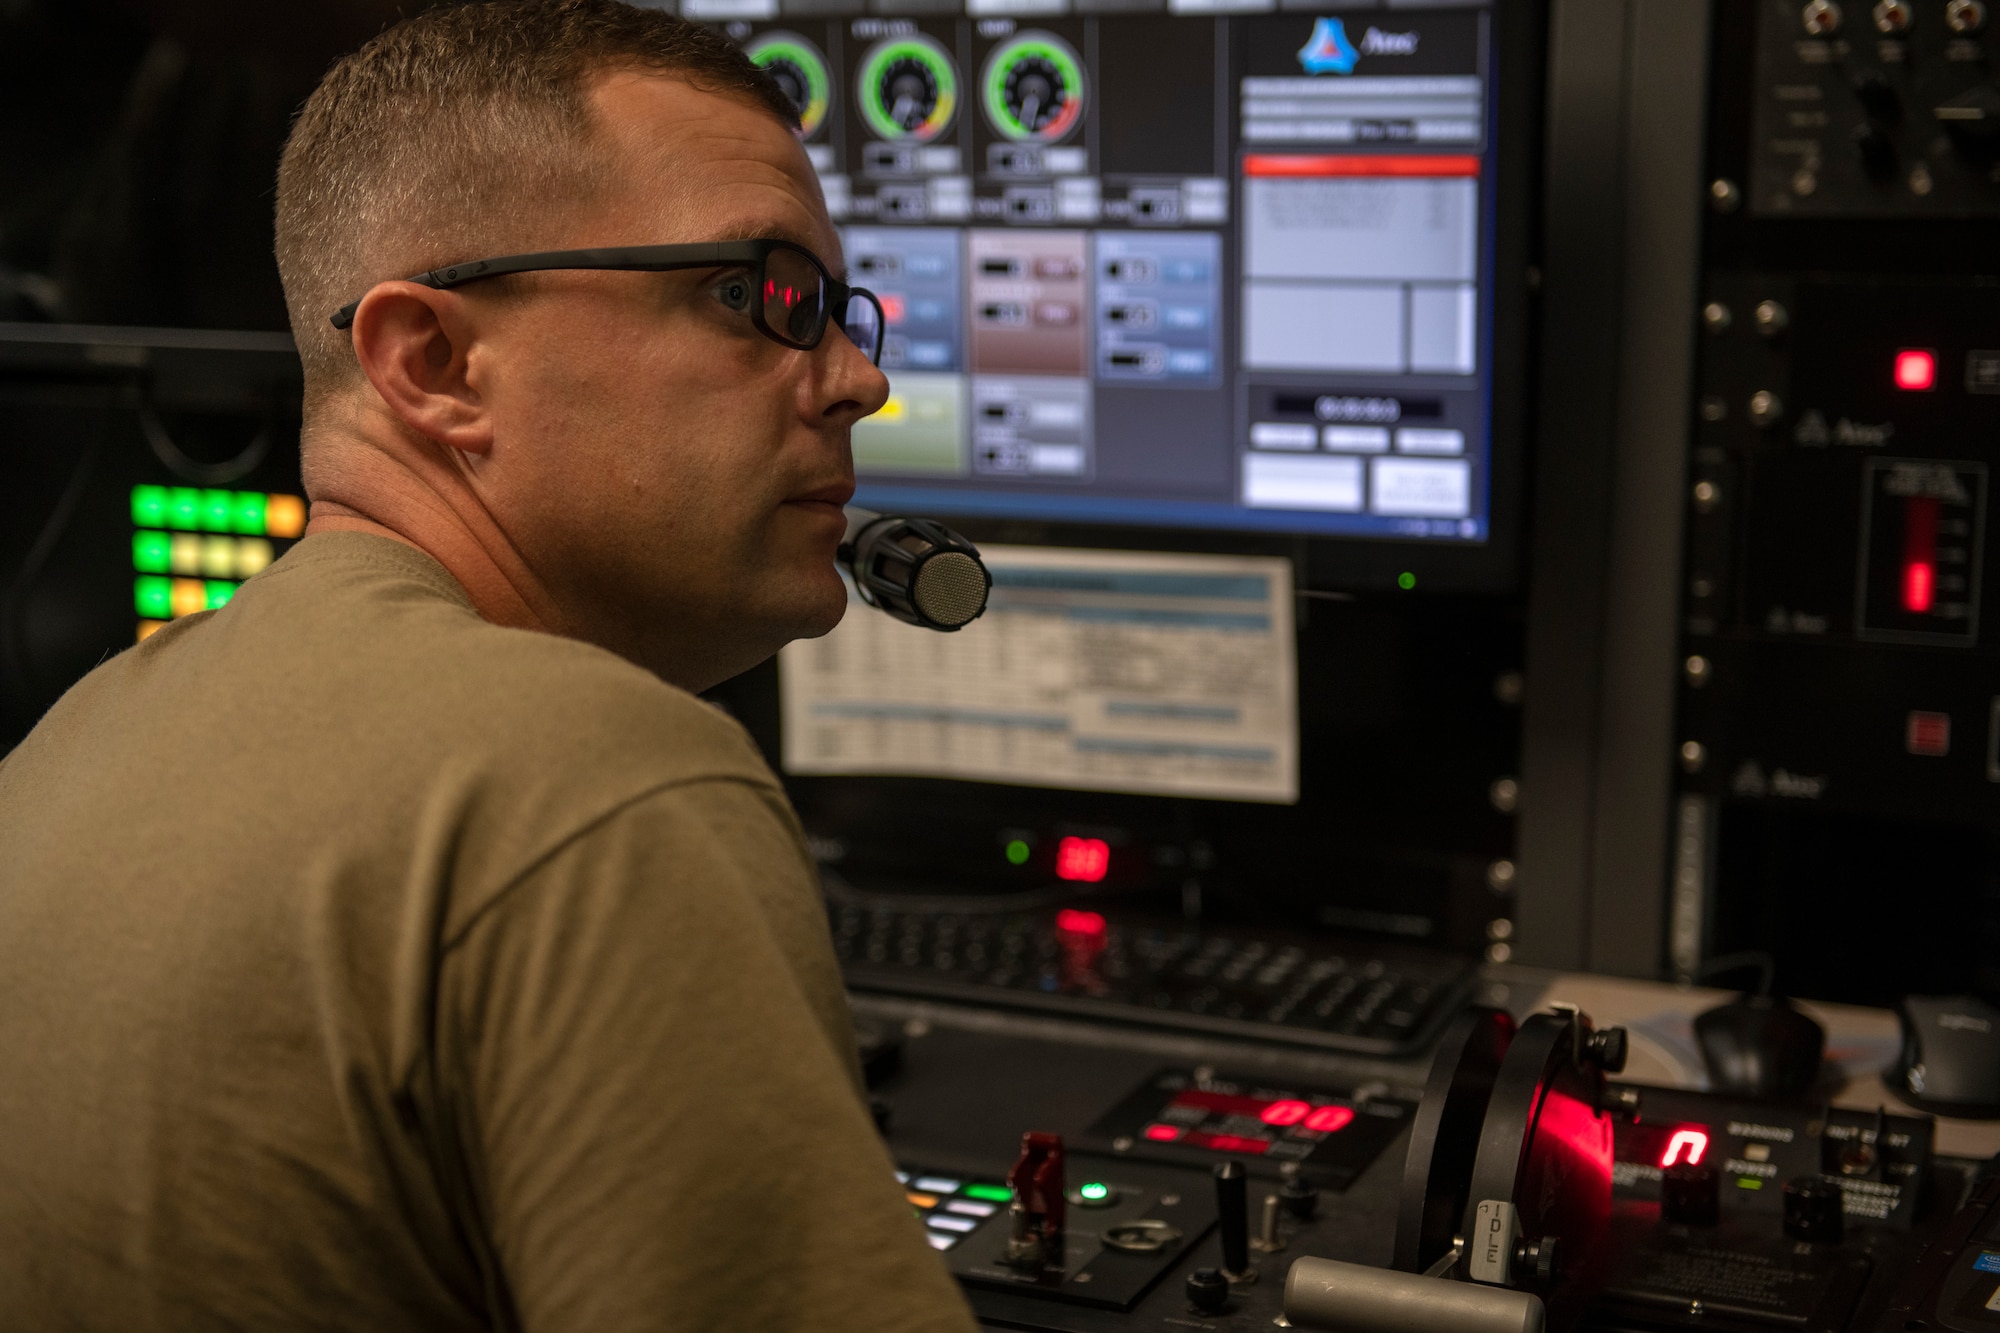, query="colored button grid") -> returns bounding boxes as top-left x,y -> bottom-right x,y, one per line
901,1169 -> 1011,1252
